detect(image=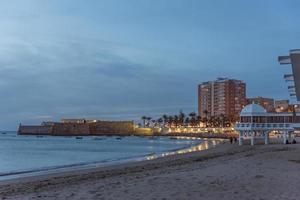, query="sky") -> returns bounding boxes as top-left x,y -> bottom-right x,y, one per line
0,0 -> 299,130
